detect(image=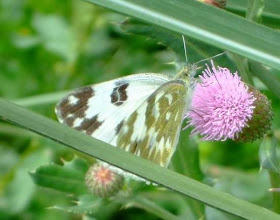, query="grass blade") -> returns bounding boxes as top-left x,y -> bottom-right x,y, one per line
85,0 -> 280,70
0,98 -> 279,219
